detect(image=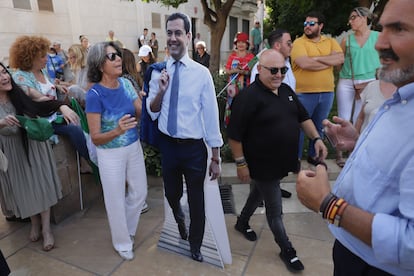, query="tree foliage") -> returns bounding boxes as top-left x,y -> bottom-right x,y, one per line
265,0 -> 388,39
